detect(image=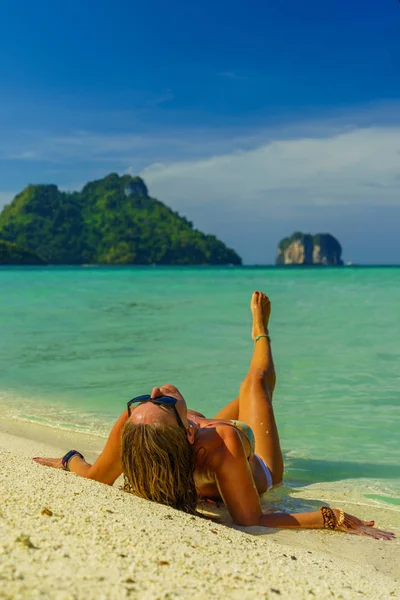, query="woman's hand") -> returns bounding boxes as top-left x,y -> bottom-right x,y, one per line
333,509 -> 395,540
33,457 -> 64,469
